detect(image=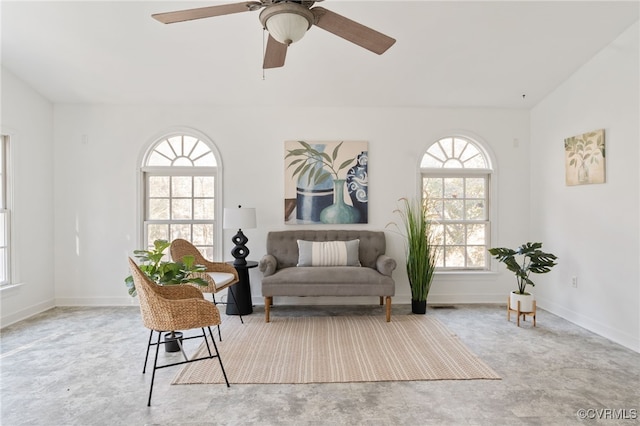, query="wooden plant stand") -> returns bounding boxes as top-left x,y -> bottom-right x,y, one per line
507,296 -> 536,327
